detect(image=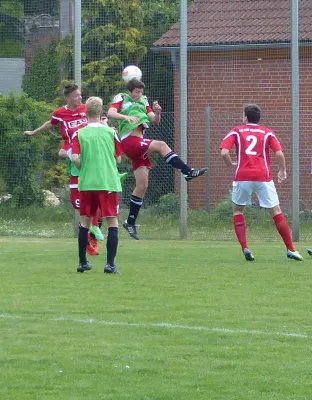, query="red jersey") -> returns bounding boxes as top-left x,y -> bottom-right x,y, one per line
220,123 -> 282,182
50,104 -> 88,148
72,125 -> 123,158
